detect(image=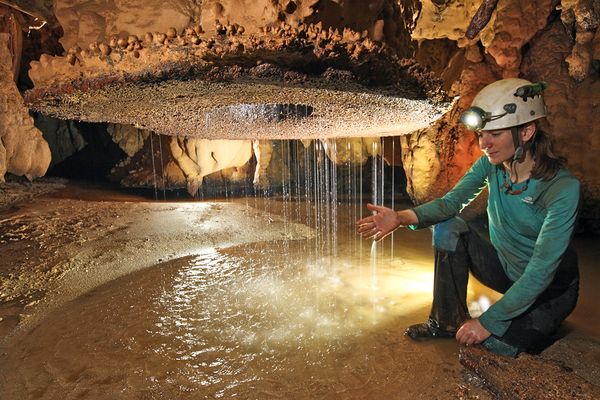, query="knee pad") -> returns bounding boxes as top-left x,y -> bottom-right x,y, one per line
432,217 -> 469,252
